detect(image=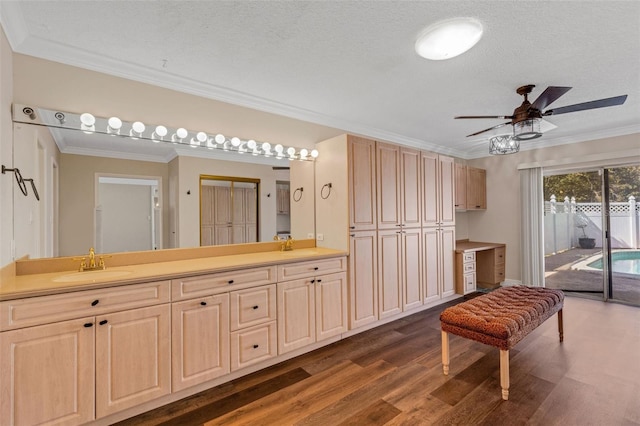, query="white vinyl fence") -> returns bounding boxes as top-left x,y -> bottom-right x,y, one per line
544,195 -> 639,255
